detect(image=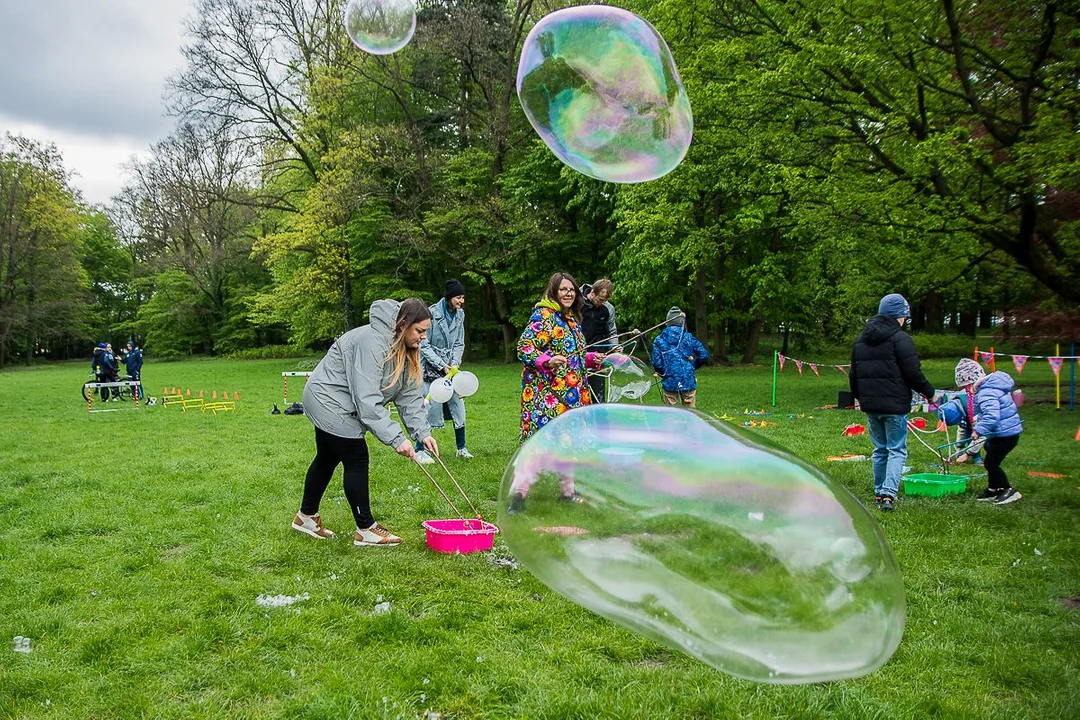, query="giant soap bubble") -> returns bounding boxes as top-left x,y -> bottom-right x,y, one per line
516,5 -> 693,183
428,377 -> 455,404
598,353 -> 654,402
344,0 -> 416,55
498,404 -> 905,684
